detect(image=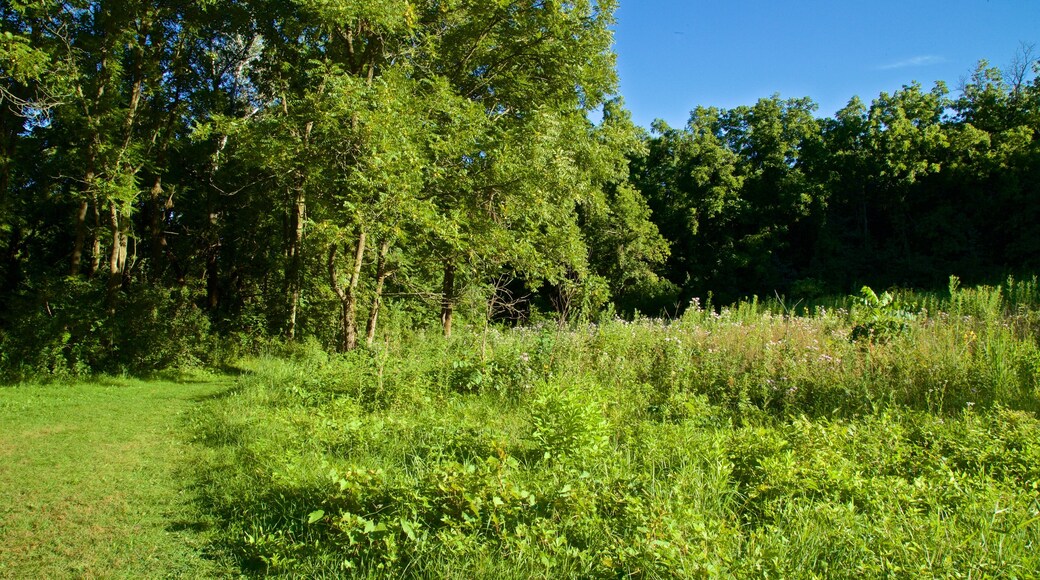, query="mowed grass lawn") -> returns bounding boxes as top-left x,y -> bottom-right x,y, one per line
0,375 -> 233,578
